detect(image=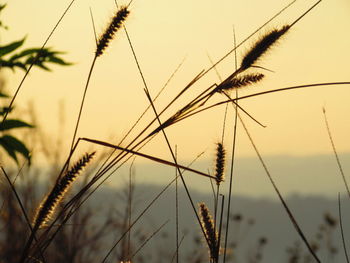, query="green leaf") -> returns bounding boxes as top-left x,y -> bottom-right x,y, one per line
35,63 -> 51,71
0,5 -> 8,30
0,59 -> 27,70
0,4 -> 7,13
0,135 -> 30,164
9,48 -> 41,61
0,136 -> 18,163
0,106 -> 14,116
0,92 -> 8,98
0,119 -> 34,131
0,38 -> 26,57
48,55 -> 72,66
